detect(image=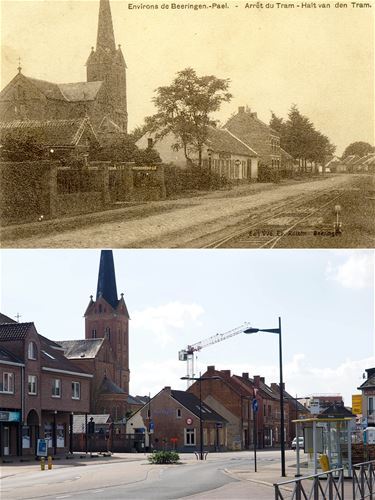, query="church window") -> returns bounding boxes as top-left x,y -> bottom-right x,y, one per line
105,327 -> 111,340
99,304 -> 102,313
92,329 -> 97,338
